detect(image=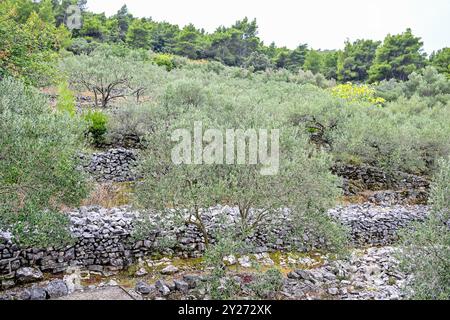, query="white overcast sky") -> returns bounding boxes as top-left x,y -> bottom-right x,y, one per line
86,0 -> 449,54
